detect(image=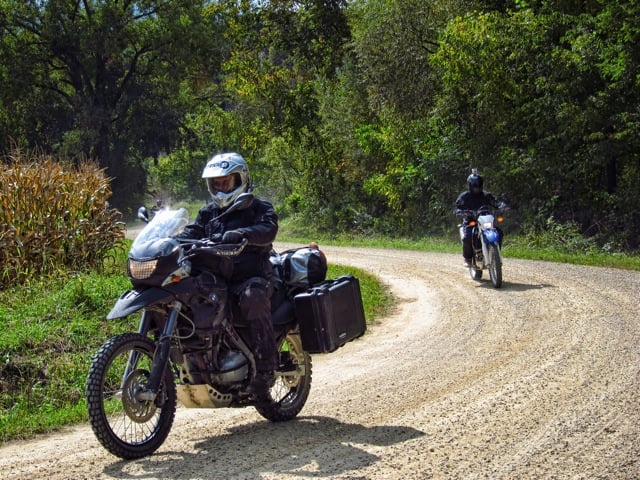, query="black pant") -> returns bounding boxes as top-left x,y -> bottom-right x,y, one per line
460,225 -> 475,260
233,278 -> 277,372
